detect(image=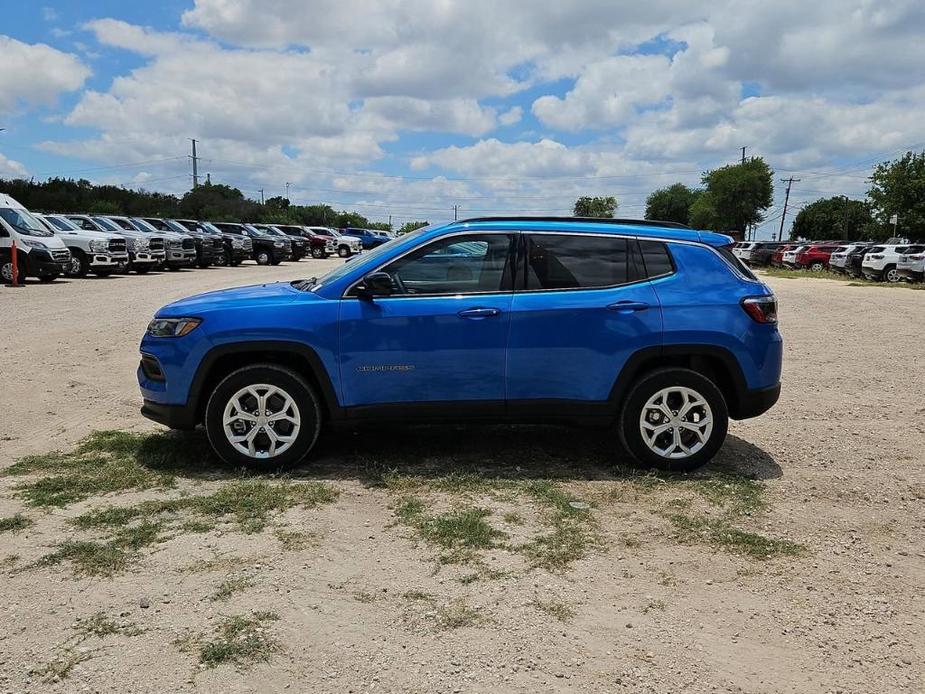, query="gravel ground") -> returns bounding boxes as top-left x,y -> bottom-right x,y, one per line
0,265 -> 922,693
